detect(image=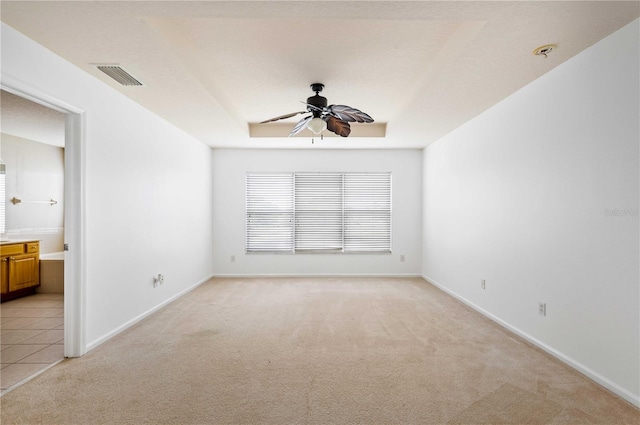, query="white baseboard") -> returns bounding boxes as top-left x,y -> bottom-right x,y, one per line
86,274 -> 214,352
421,274 -> 640,408
211,273 -> 423,278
